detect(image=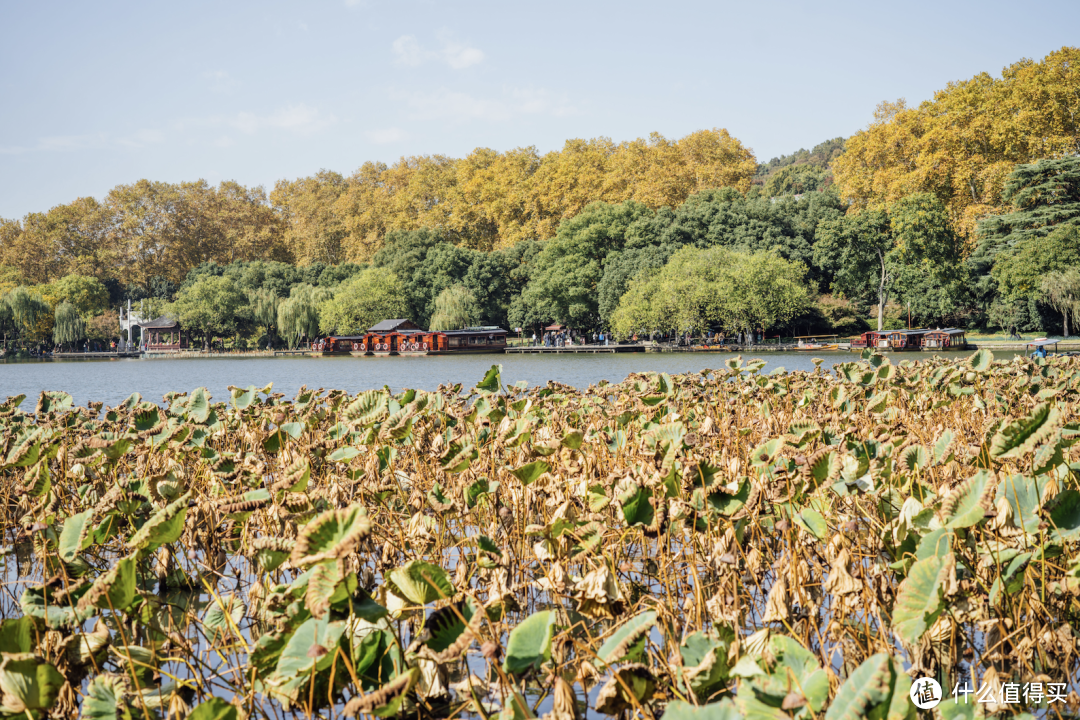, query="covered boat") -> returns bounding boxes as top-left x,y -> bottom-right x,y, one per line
431,327 -> 507,354
921,328 -> 967,350
310,335 -> 365,356
877,329 -> 928,350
